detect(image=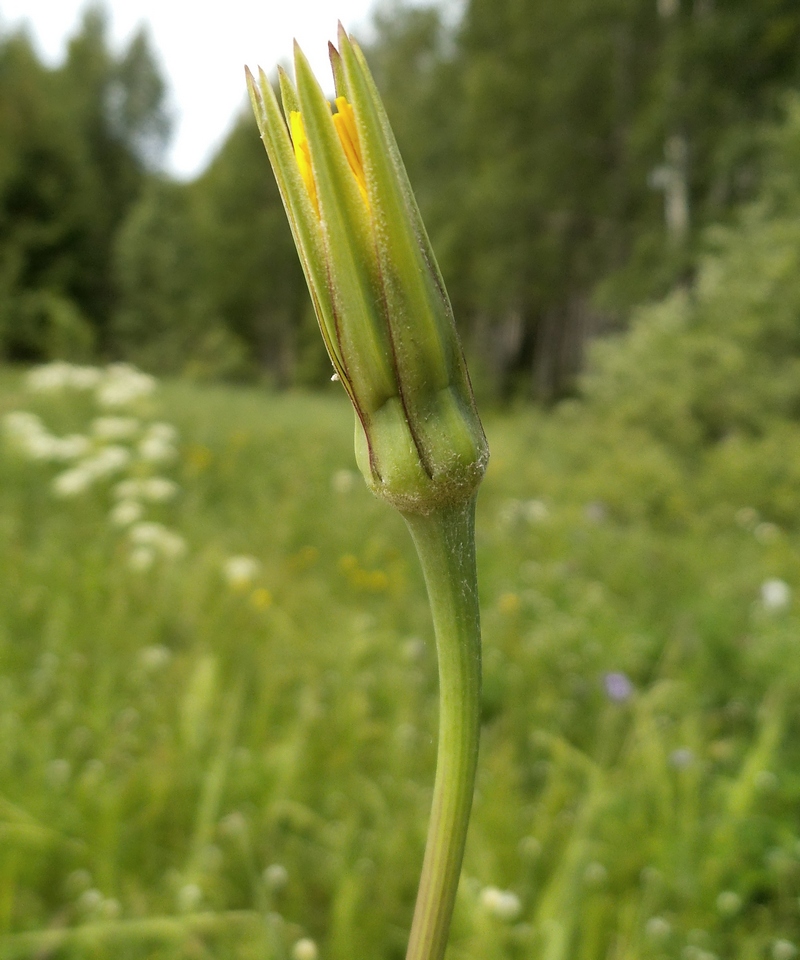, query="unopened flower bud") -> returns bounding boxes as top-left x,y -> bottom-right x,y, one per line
247,26 -> 487,514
